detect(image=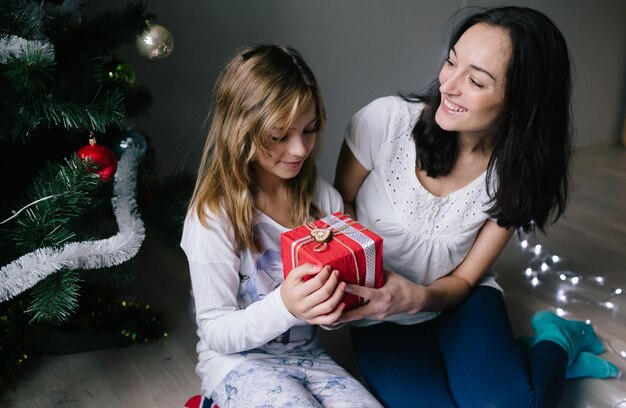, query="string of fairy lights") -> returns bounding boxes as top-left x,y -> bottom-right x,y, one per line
516,224 -> 626,367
